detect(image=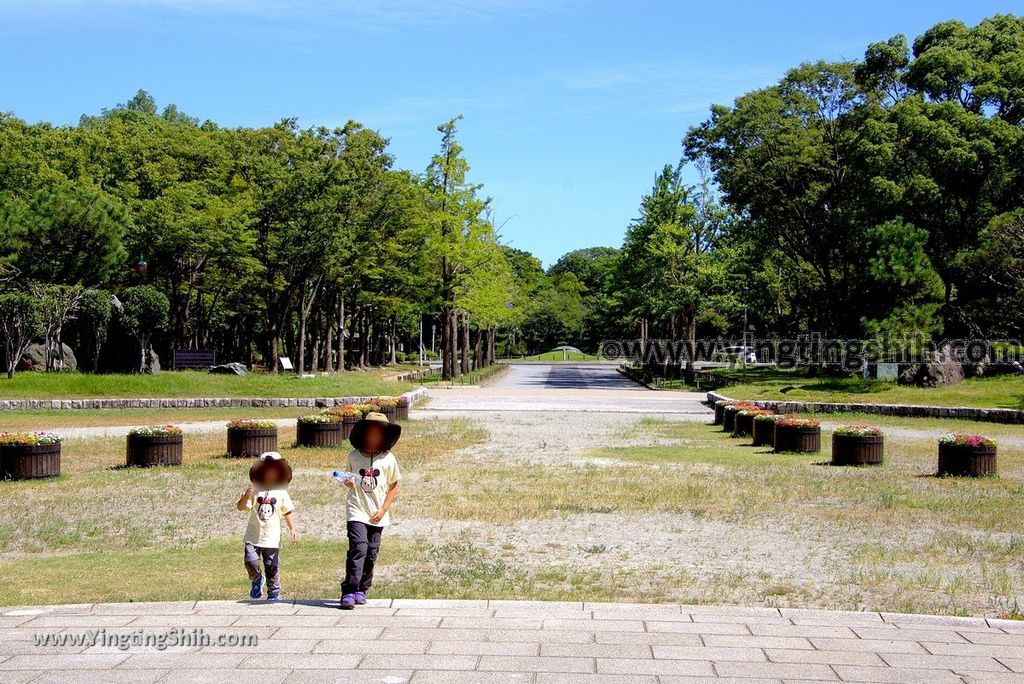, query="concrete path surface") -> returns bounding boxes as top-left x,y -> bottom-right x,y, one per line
2,599 -> 1022,683
425,363 -> 710,415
